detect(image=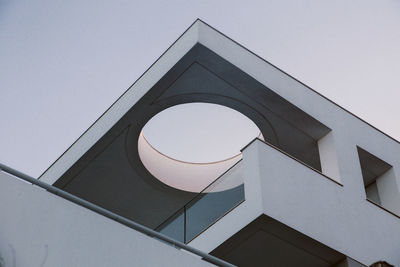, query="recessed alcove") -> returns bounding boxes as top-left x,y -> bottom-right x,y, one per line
357,146 -> 400,215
